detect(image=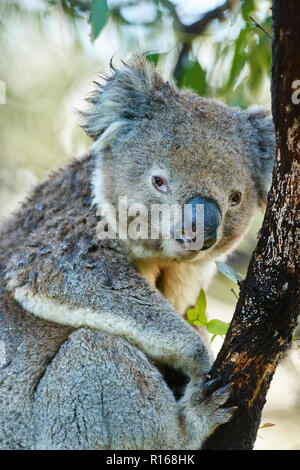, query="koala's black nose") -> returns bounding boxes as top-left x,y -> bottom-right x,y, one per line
180,196 -> 222,250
